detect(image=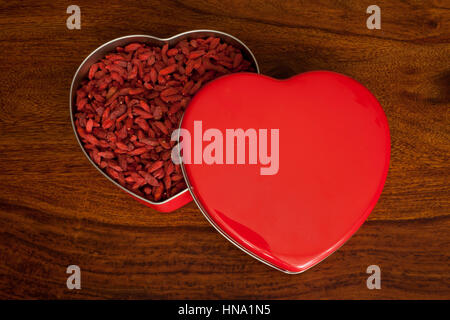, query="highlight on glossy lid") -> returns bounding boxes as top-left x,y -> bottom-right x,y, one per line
179,71 -> 390,273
